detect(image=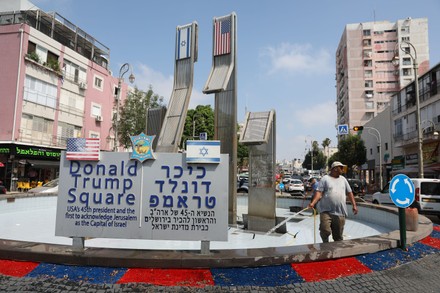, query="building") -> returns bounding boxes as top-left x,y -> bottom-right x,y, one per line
336,18 -> 429,131
390,62 -> 440,178
0,1 -> 130,191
